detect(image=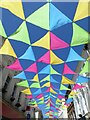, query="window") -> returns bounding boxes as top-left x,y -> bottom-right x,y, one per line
2,76 -> 11,92
12,85 -> 17,96
18,92 -> 22,102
